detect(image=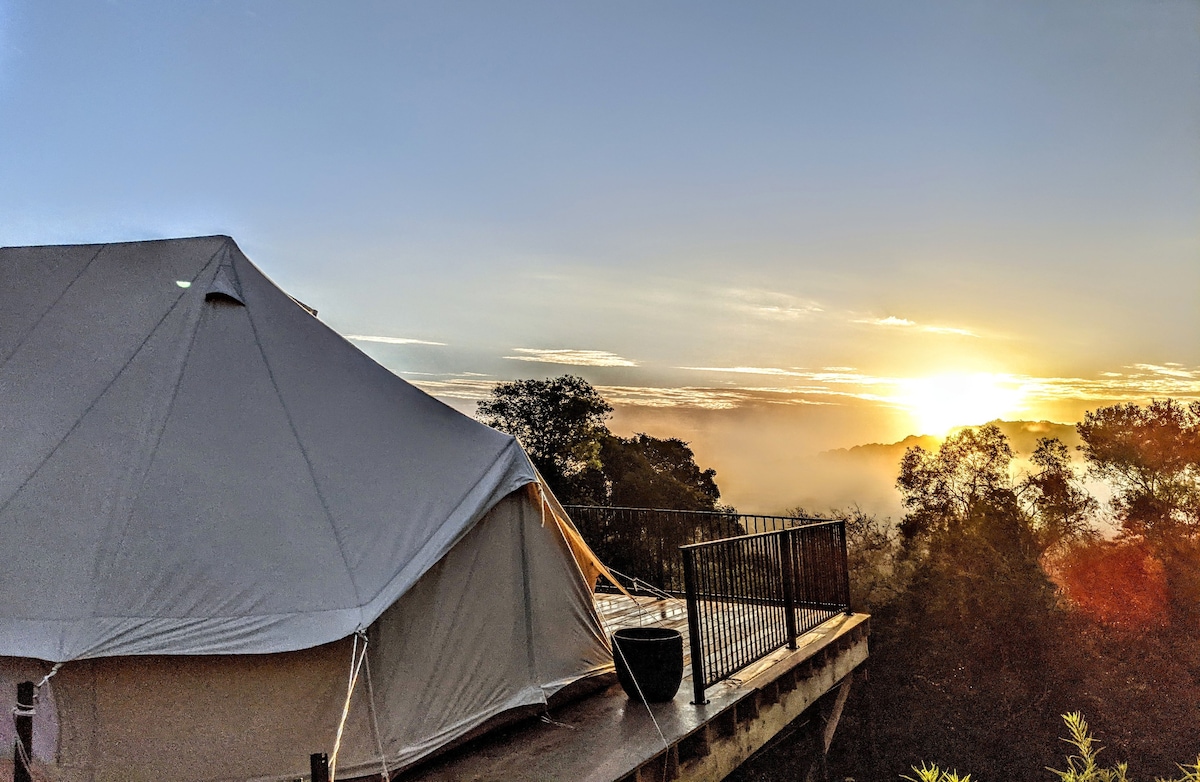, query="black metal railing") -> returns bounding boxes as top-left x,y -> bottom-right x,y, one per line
564,505 -> 819,594
681,520 -> 851,704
